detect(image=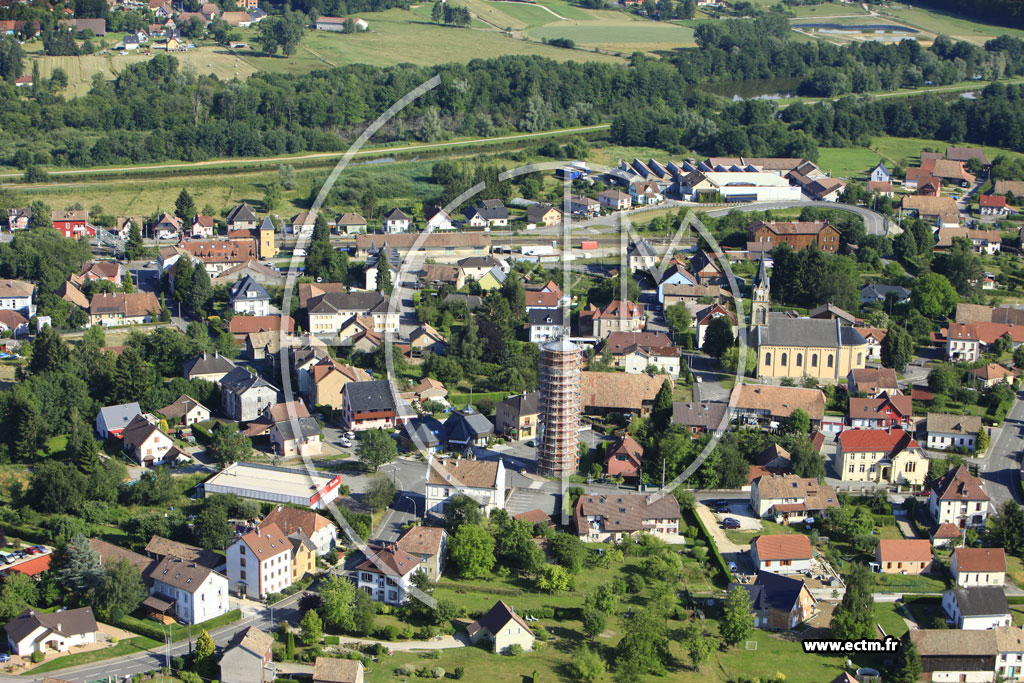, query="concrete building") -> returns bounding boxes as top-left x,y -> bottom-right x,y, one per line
353,543 -> 420,605
395,526 -> 447,581
942,587 -> 1012,630
952,548 -> 1006,588
466,601 -> 535,654
494,392 -> 540,440
220,366 -> 280,422
573,492 -> 680,543
226,523 -> 293,599
204,463 -> 344,510
537,337 -> 582,477
341,380 -> 397,432
260,506 -> 337,556
929,465 -> 990,530
834,428 -> 928,487
751,535 -> 813,574
927,413 -> 983,452
425,456 -> 505,517
229,275 -> 271,316
145,557 -> 229,625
